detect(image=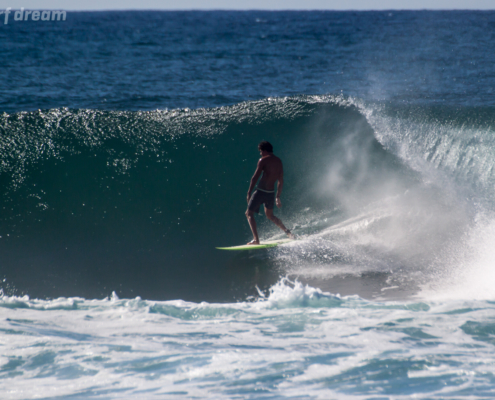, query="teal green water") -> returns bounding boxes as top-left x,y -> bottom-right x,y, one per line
1,95 -> 489,303
0,97 -> 414,300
